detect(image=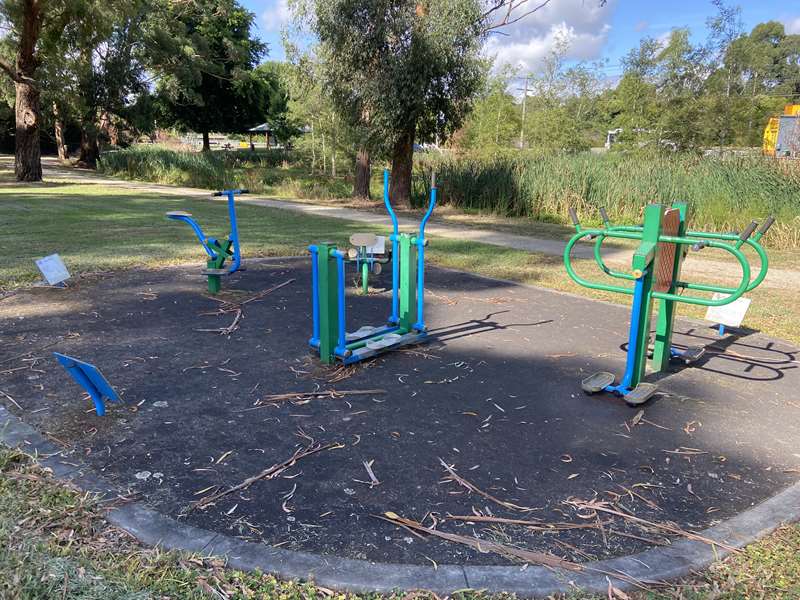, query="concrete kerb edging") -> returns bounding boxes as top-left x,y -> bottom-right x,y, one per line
3,402 -> 800,595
